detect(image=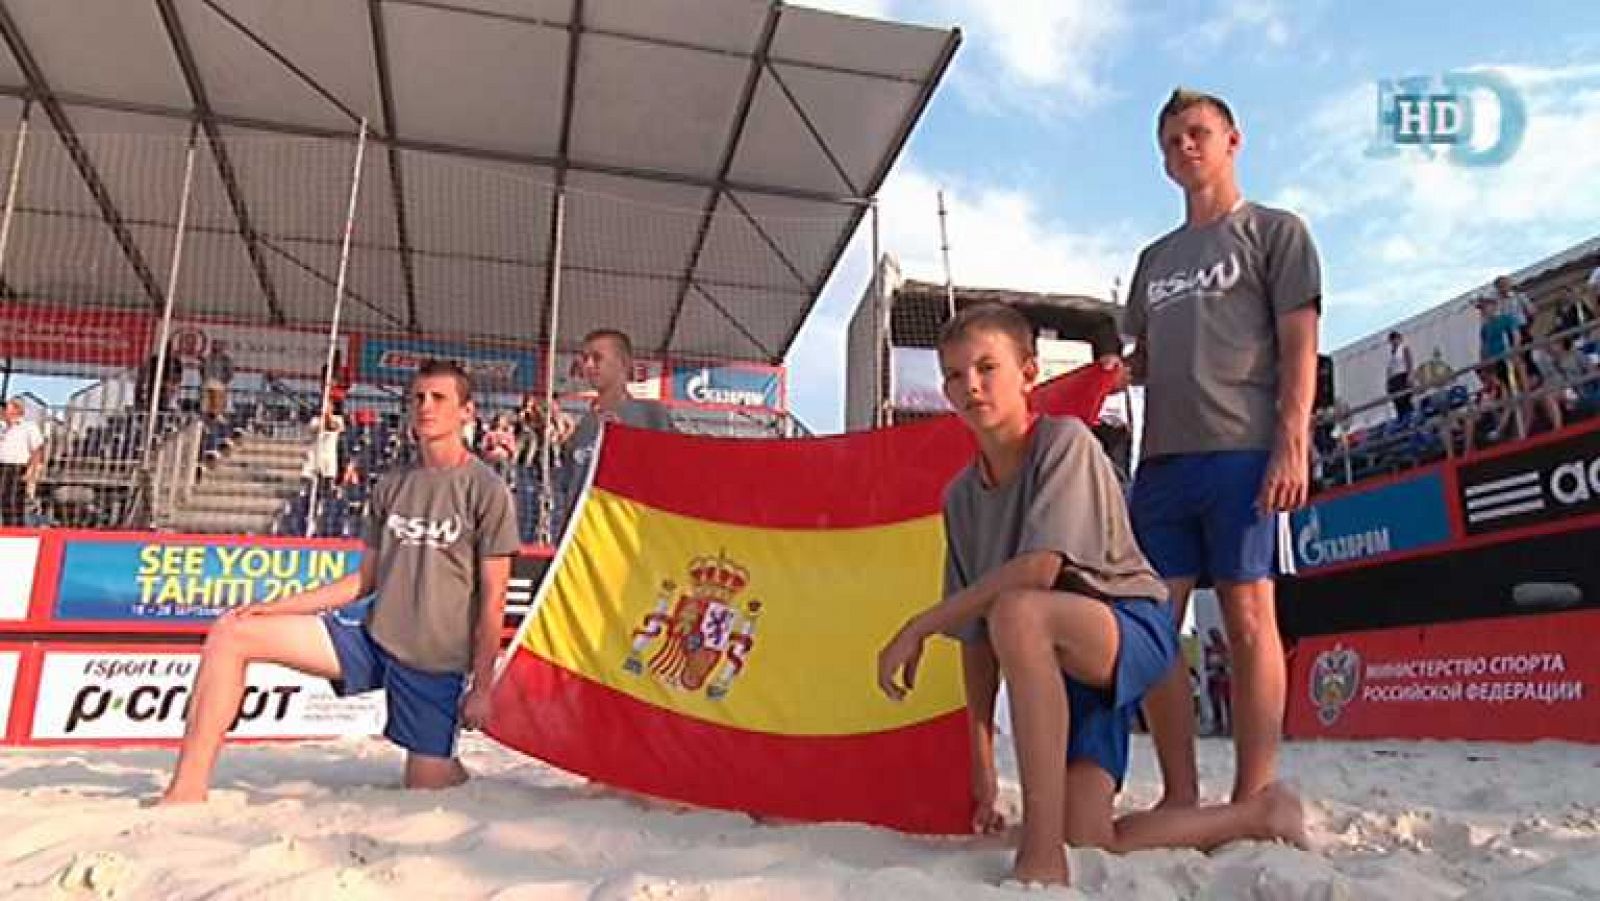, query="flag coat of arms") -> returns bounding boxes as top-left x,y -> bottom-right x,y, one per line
489,366 -> 1114,833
